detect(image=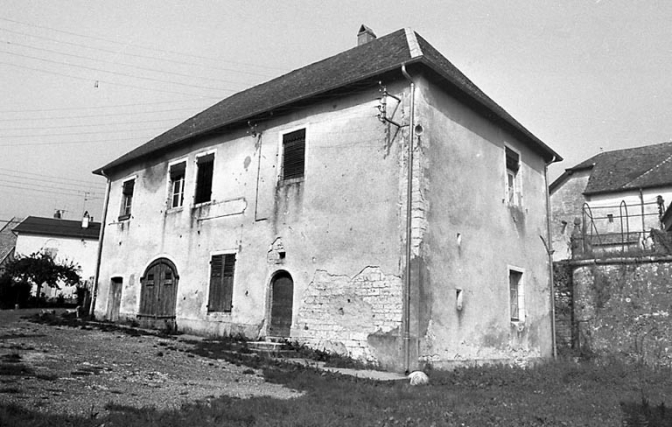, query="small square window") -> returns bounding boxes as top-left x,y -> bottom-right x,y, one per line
119,179 -> 135,220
